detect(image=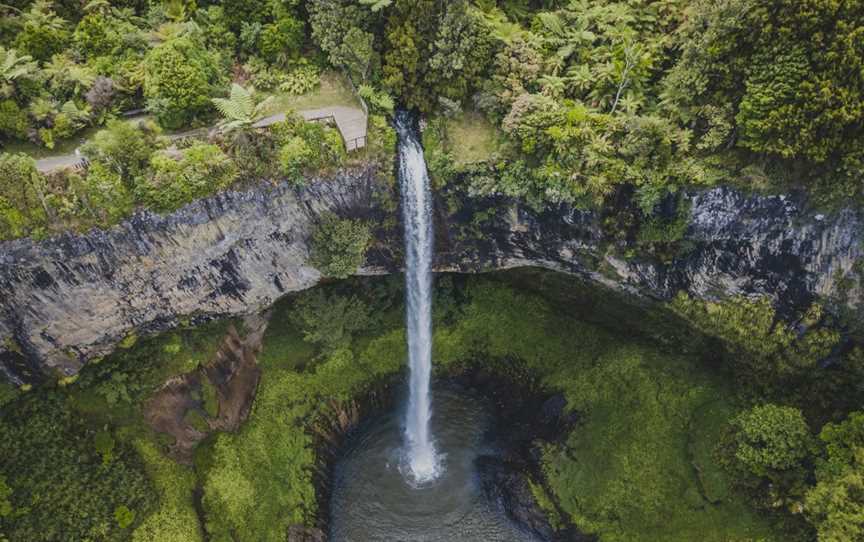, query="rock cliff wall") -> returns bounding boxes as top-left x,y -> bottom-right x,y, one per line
0,166 -> 861,382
